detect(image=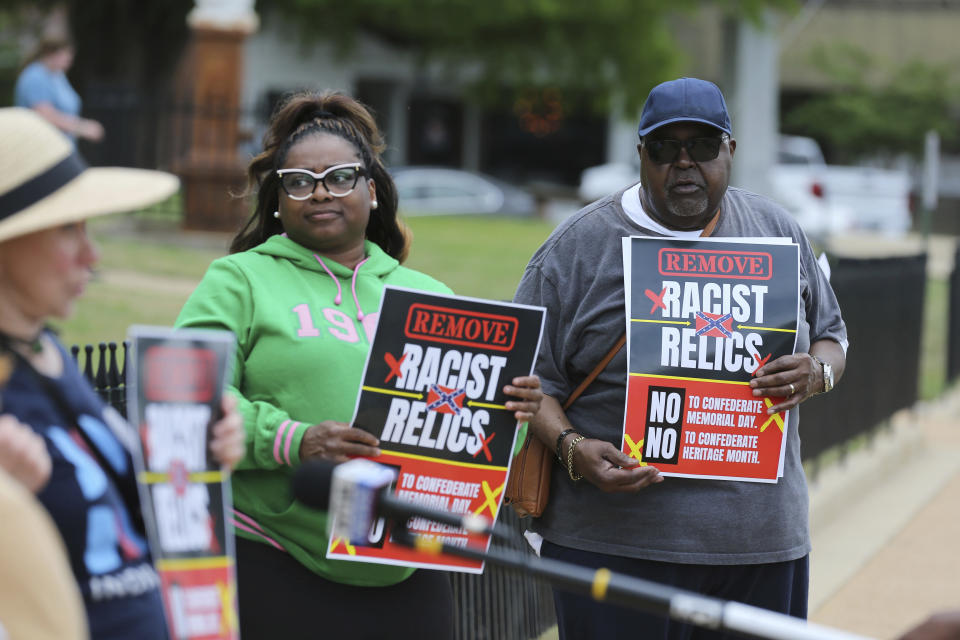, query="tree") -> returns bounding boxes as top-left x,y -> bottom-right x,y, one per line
4,0 -> 794,113
265,0 -> 794,114
783,43 -> 960,163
